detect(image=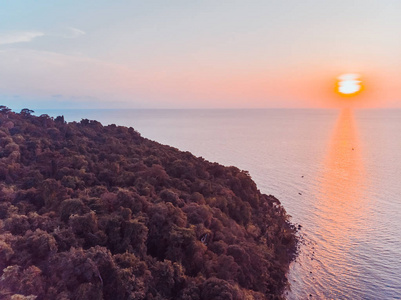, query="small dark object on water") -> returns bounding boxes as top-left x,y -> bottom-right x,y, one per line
301,175 -> 304,178
298,192 -> 302,195
352,148 -> 354,150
